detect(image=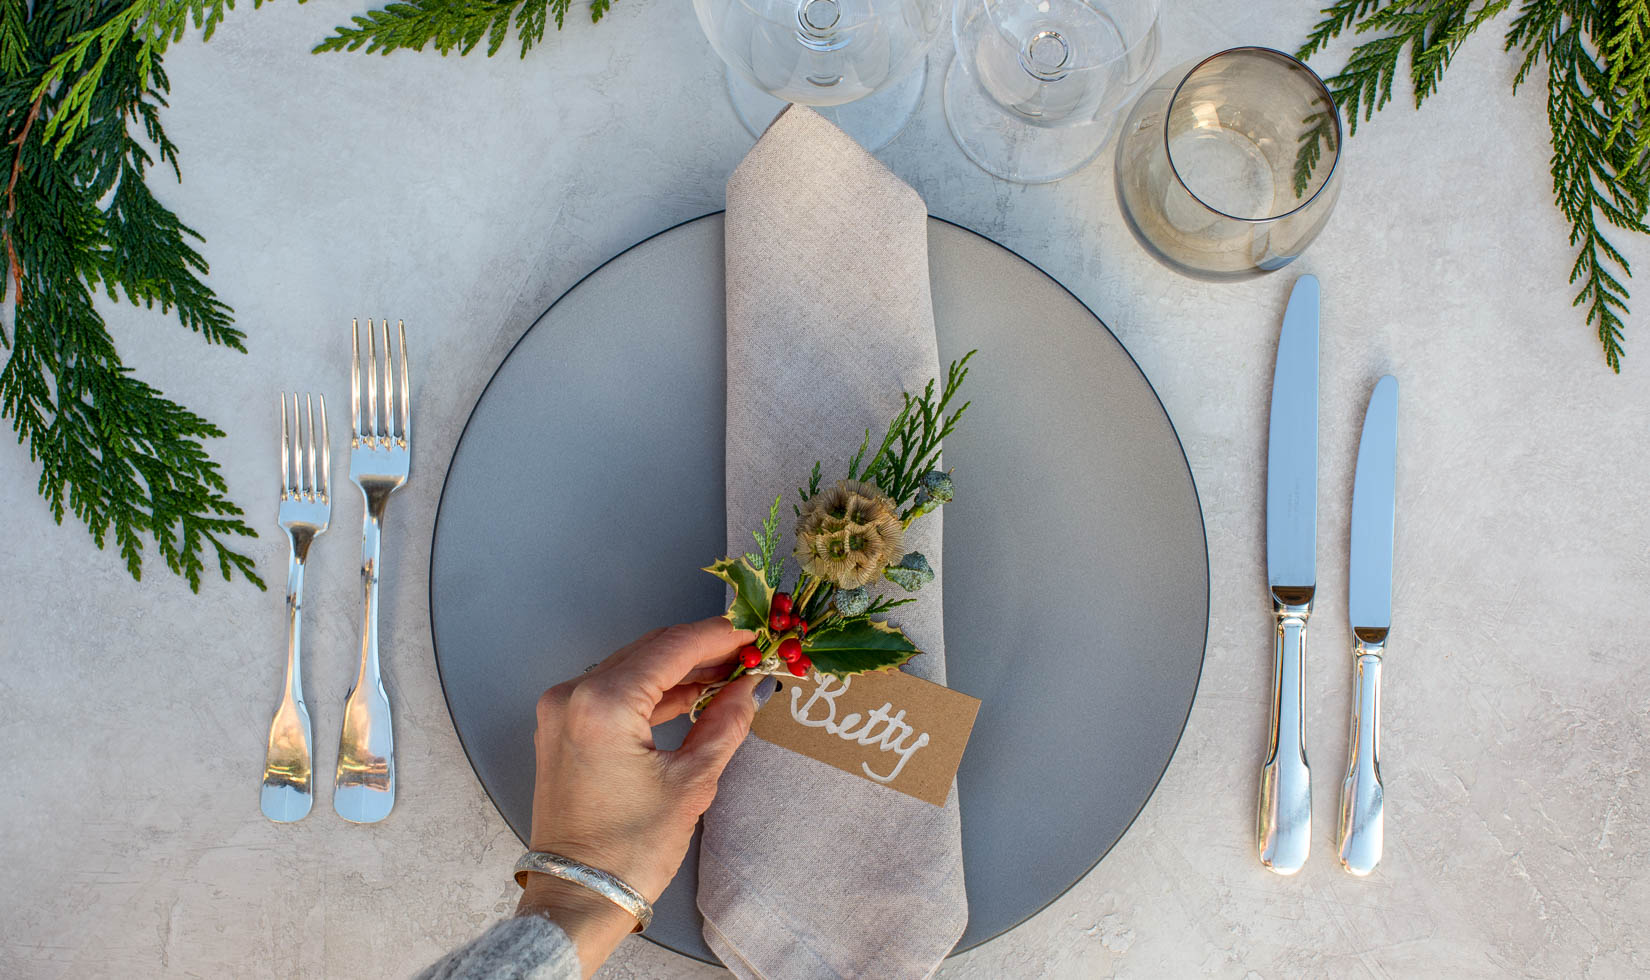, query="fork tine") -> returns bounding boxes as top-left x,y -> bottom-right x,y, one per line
291,393 -> 303,493
367,318 -> 379,441
398,319 -> 409,445
381,317 -> 395,442
320,394 -> 331,499
351,318 -> 362,440
280,393 -> 290,497
306,393 -> 317,498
